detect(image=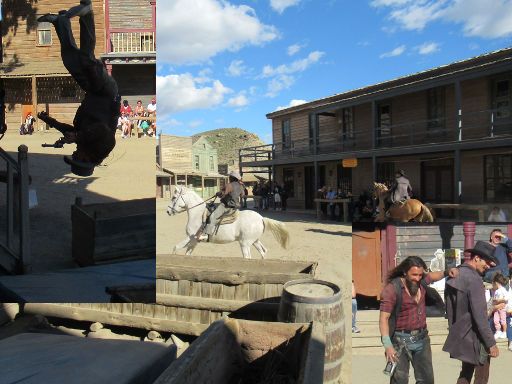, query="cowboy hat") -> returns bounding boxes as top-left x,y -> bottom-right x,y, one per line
229,171 -> 241,180
396,169 -> 406,176
465,240 -> 499,265
63,155 -> 96,177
